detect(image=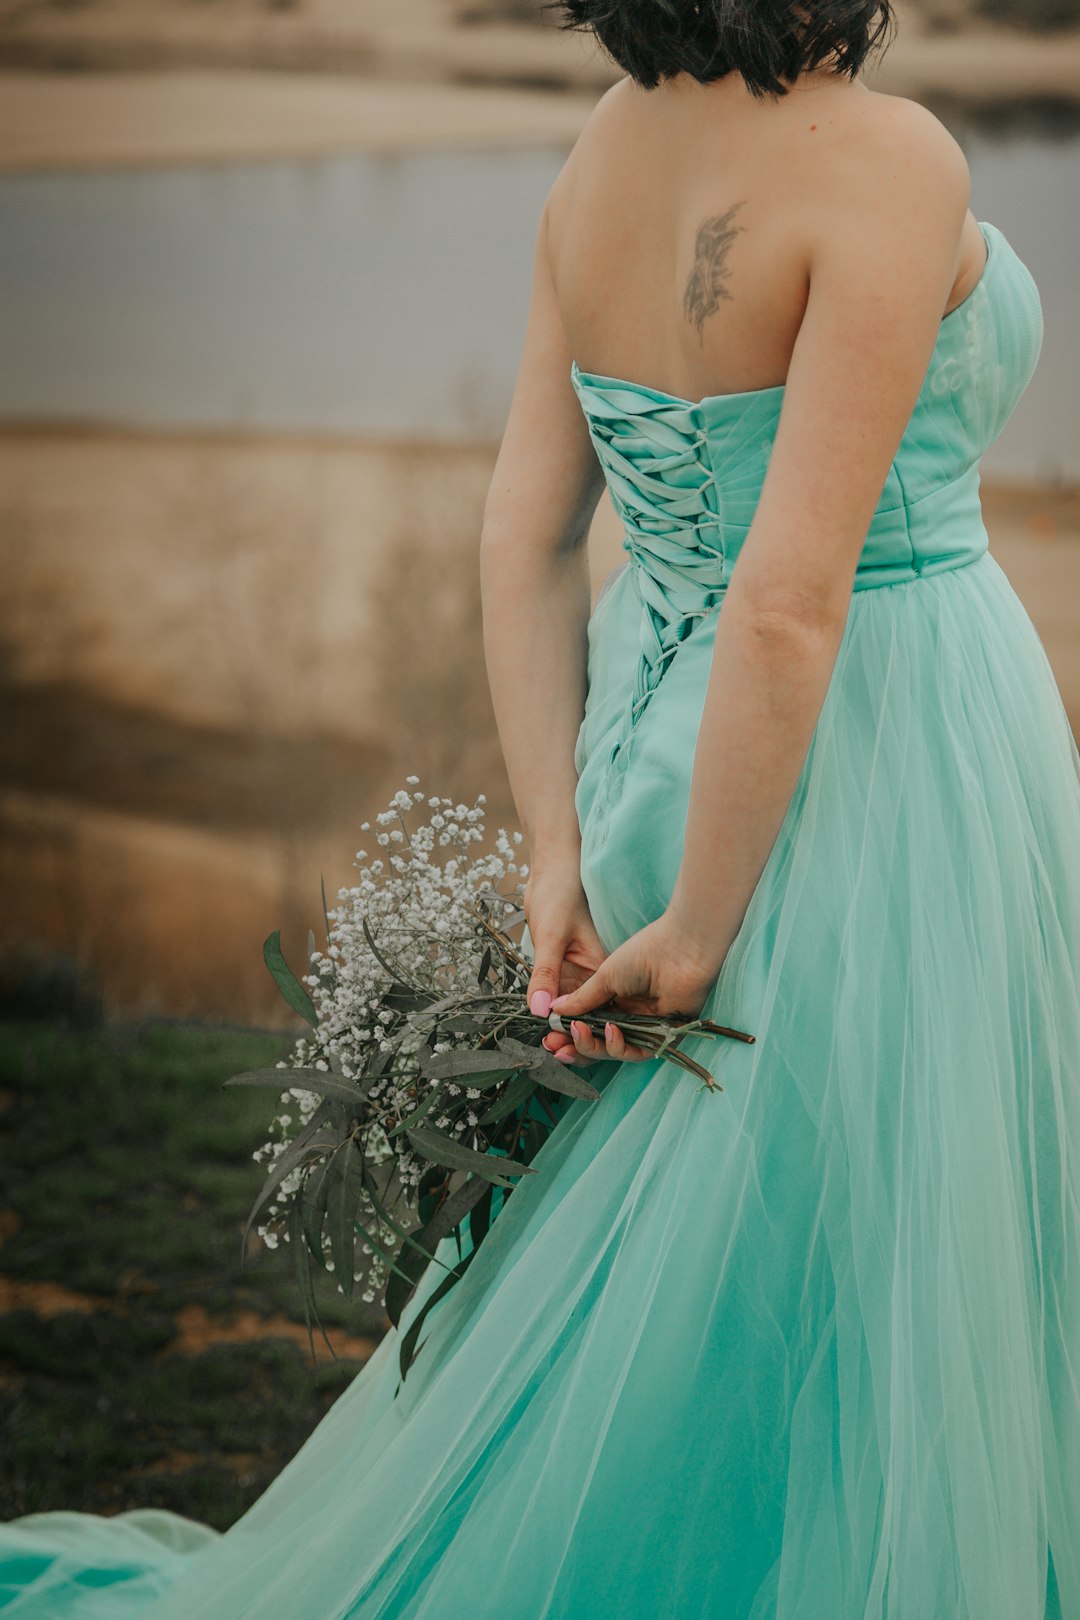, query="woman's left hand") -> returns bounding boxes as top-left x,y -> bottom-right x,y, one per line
539,912 -> 729,1065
